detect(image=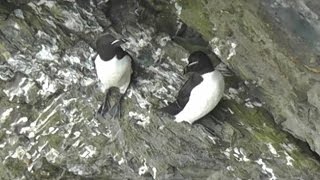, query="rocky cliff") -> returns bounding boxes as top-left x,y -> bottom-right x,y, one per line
0,0 -> 320,179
